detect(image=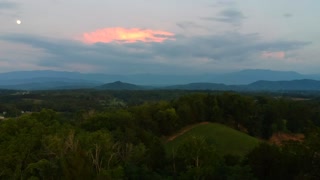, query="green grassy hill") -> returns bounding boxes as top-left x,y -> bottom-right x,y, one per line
166,123 -> 260,156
